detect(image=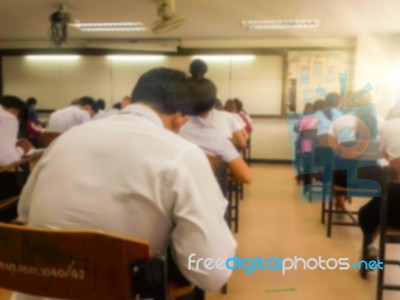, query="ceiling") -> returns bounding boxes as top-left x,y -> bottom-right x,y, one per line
0,0 -> 399,44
